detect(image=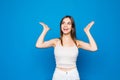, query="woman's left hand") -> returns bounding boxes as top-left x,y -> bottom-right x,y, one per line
84,21 -> 94,33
